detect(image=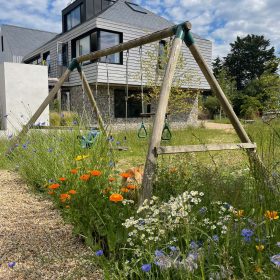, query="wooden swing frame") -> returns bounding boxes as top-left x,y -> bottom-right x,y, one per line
6,21 -> 263,204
